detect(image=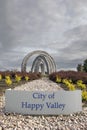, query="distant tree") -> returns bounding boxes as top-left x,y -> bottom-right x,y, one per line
77,64 -> 83,72
83,59 -> 87,72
